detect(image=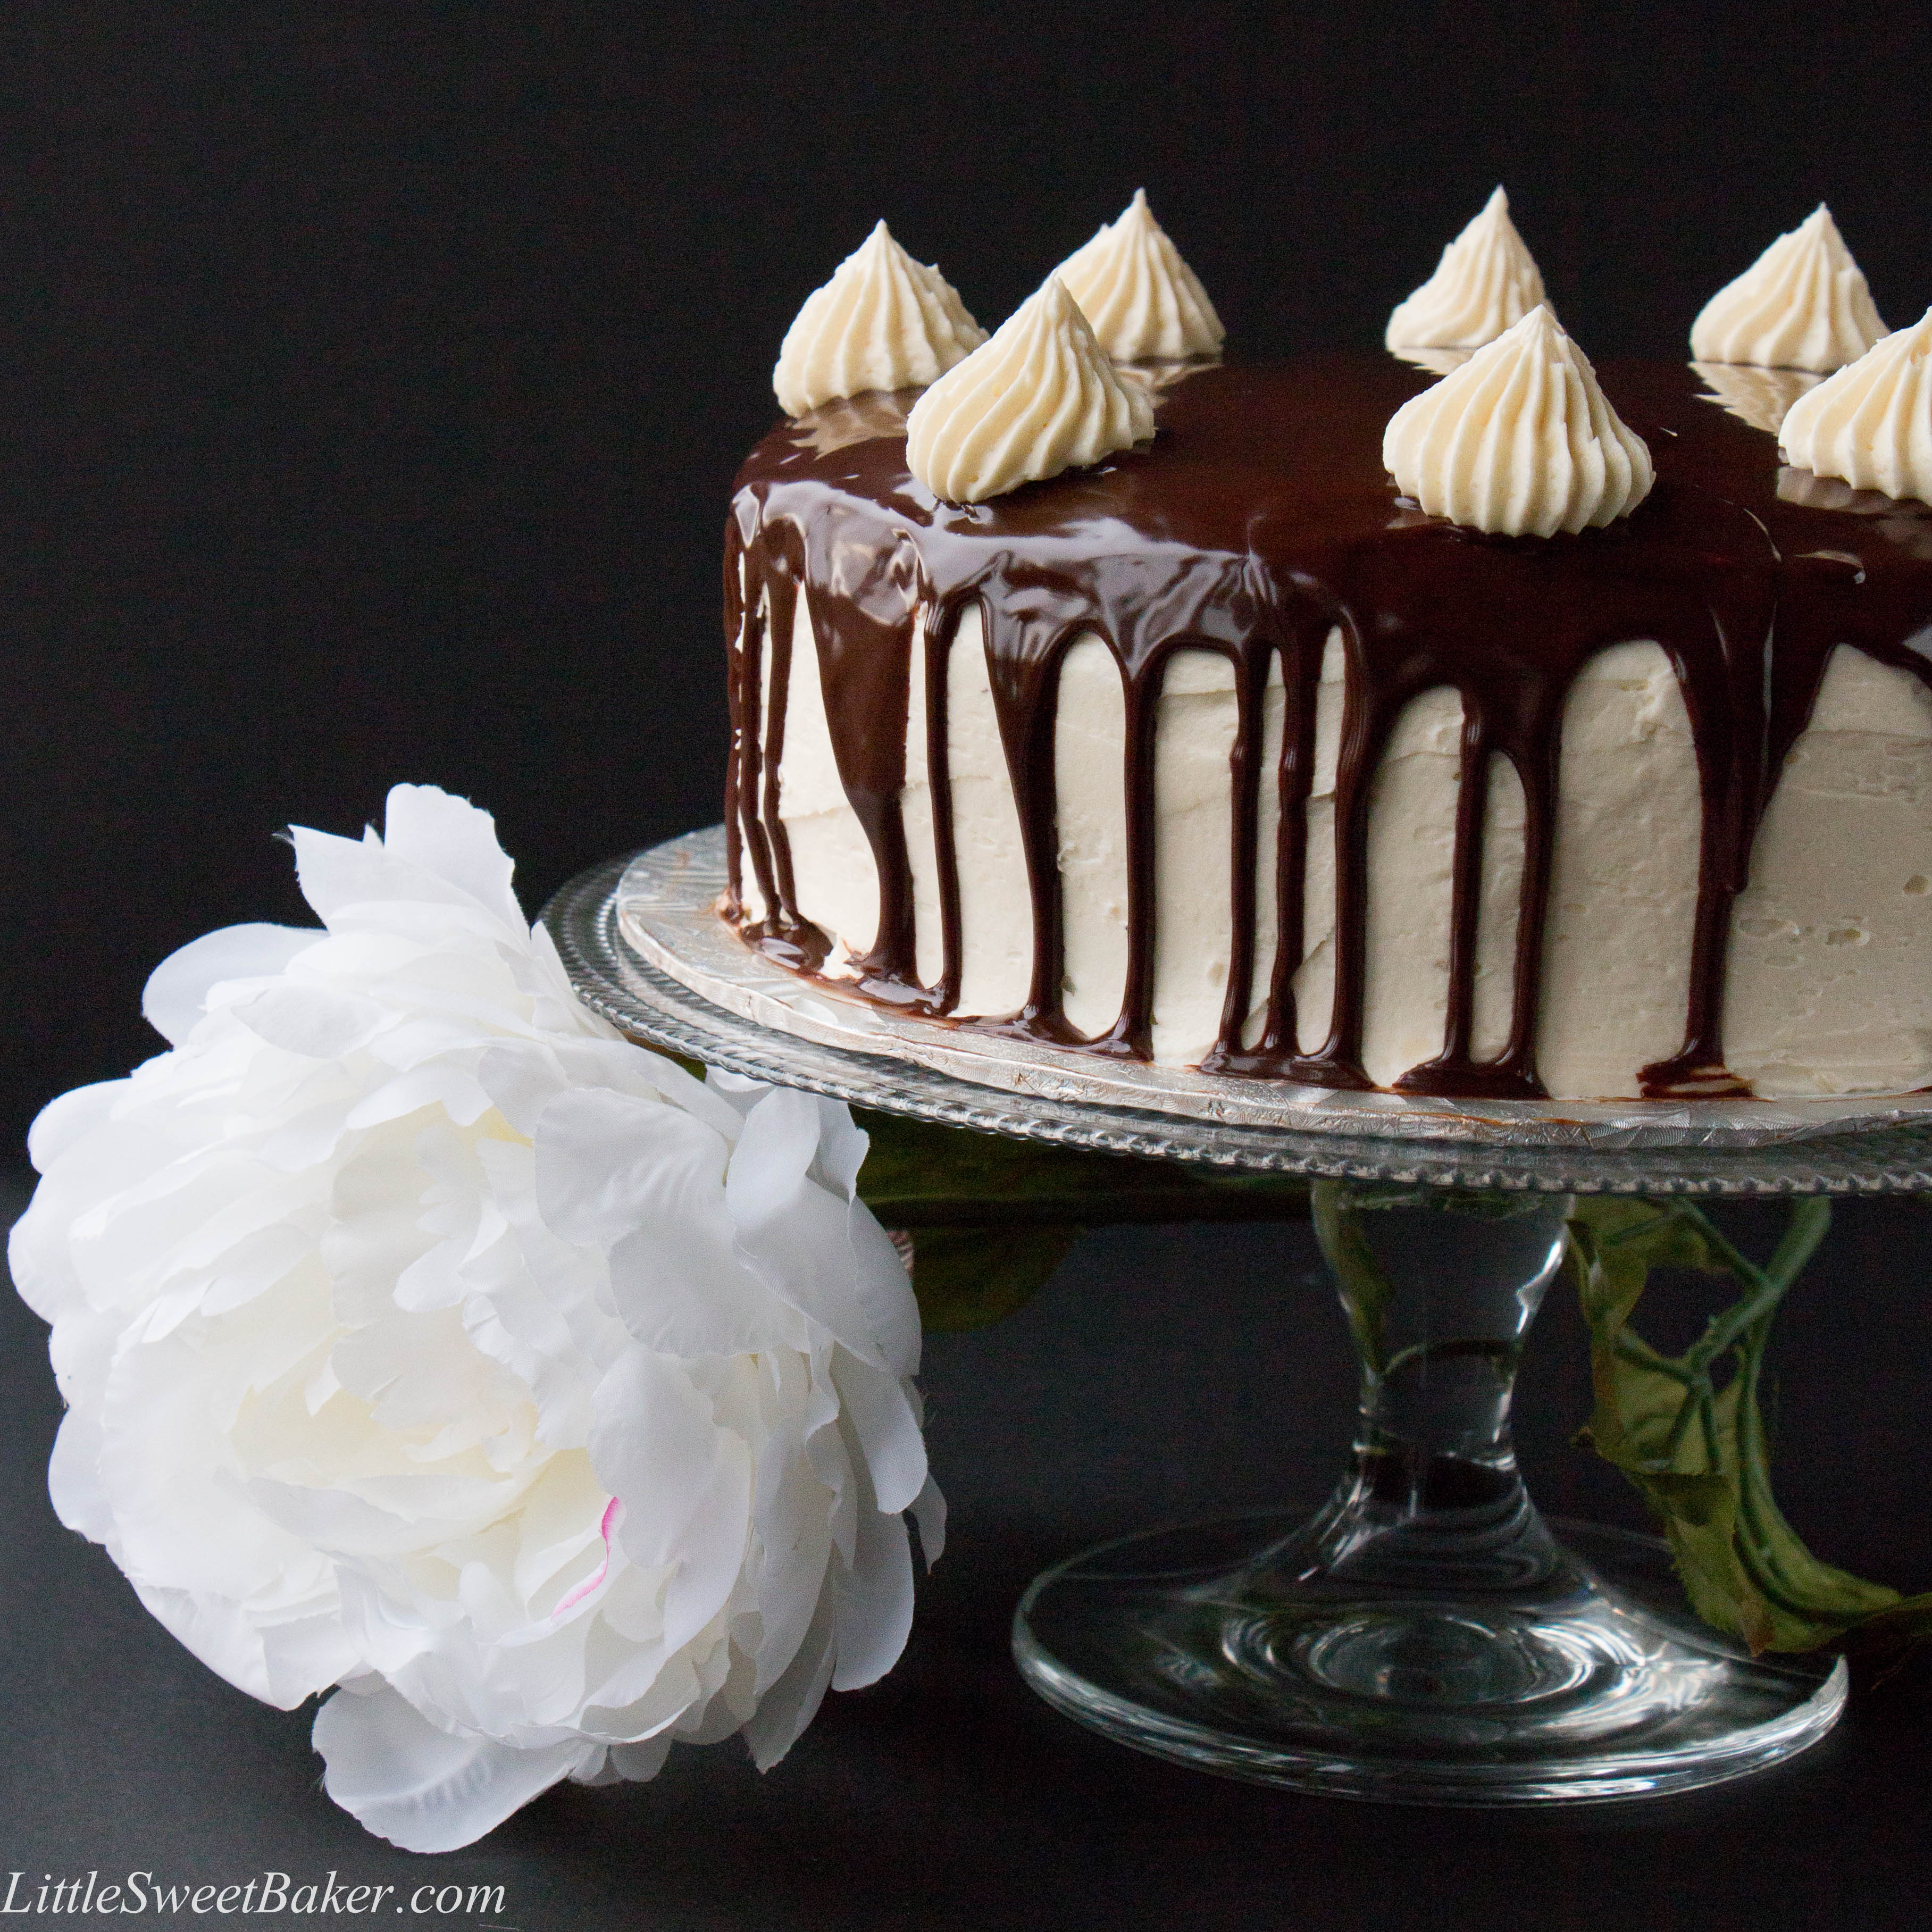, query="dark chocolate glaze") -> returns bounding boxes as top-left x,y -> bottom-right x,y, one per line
722,357 -> 1932,1098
